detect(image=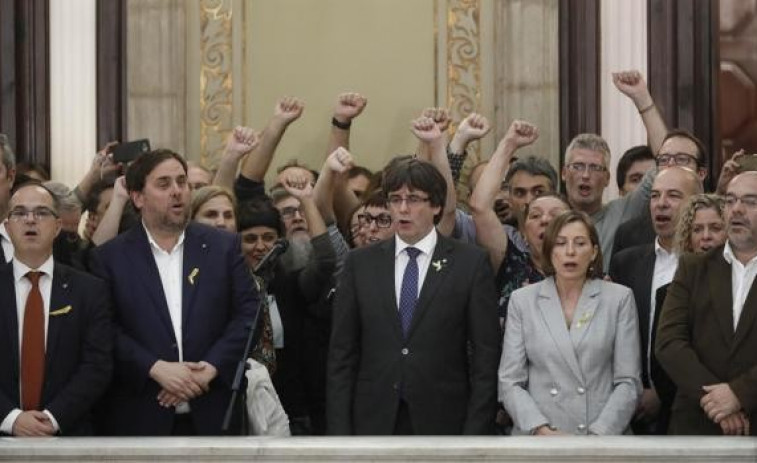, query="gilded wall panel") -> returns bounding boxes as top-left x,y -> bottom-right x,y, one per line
199,0 -> 233,168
